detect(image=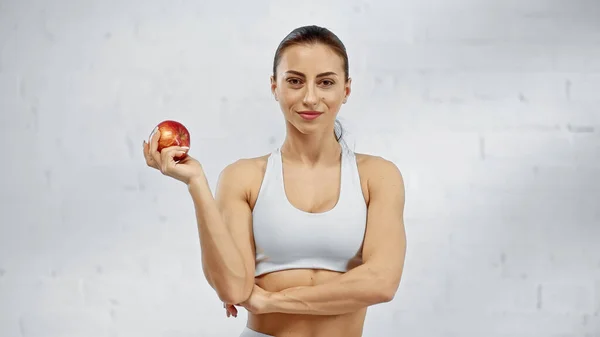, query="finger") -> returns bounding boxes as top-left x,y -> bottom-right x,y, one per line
160,148 -> 188,171
225,304 -> 237,316
143,141 -> 157,169
143,140 -> 150,163
160,146 -> 190,158
160,147 -> 189,162
143,141 -> 158,168
149,127 -> 159,151
160,149 -> 175,173
149,128 -> 162,164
